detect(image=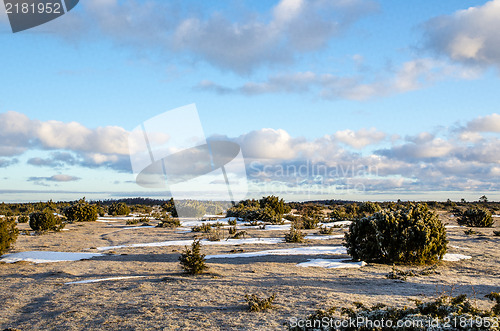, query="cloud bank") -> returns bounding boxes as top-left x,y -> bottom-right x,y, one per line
1,111 -> 498,194
424,0 -> 500,69
16,0 -> 378,74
